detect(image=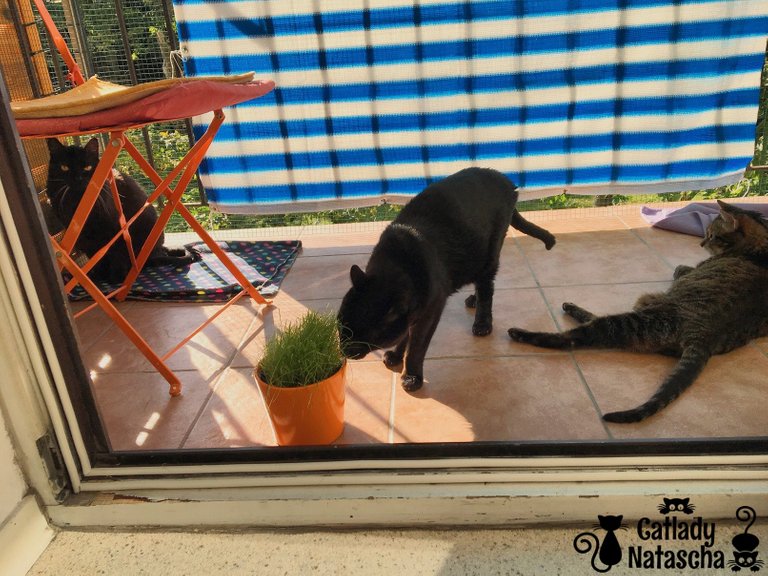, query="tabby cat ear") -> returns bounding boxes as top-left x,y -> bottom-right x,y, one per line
719,209 -> 739,231
350,264 -> 366,288
716,199 -> 736,211
84,137 -> 100,155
